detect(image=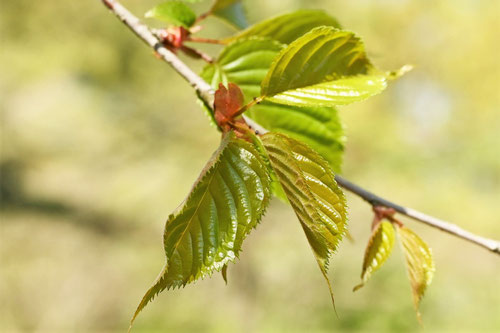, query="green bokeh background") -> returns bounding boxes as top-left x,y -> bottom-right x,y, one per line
1,0 -> 499,332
